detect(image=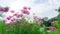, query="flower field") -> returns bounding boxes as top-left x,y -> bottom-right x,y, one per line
0,6 -> 60,34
